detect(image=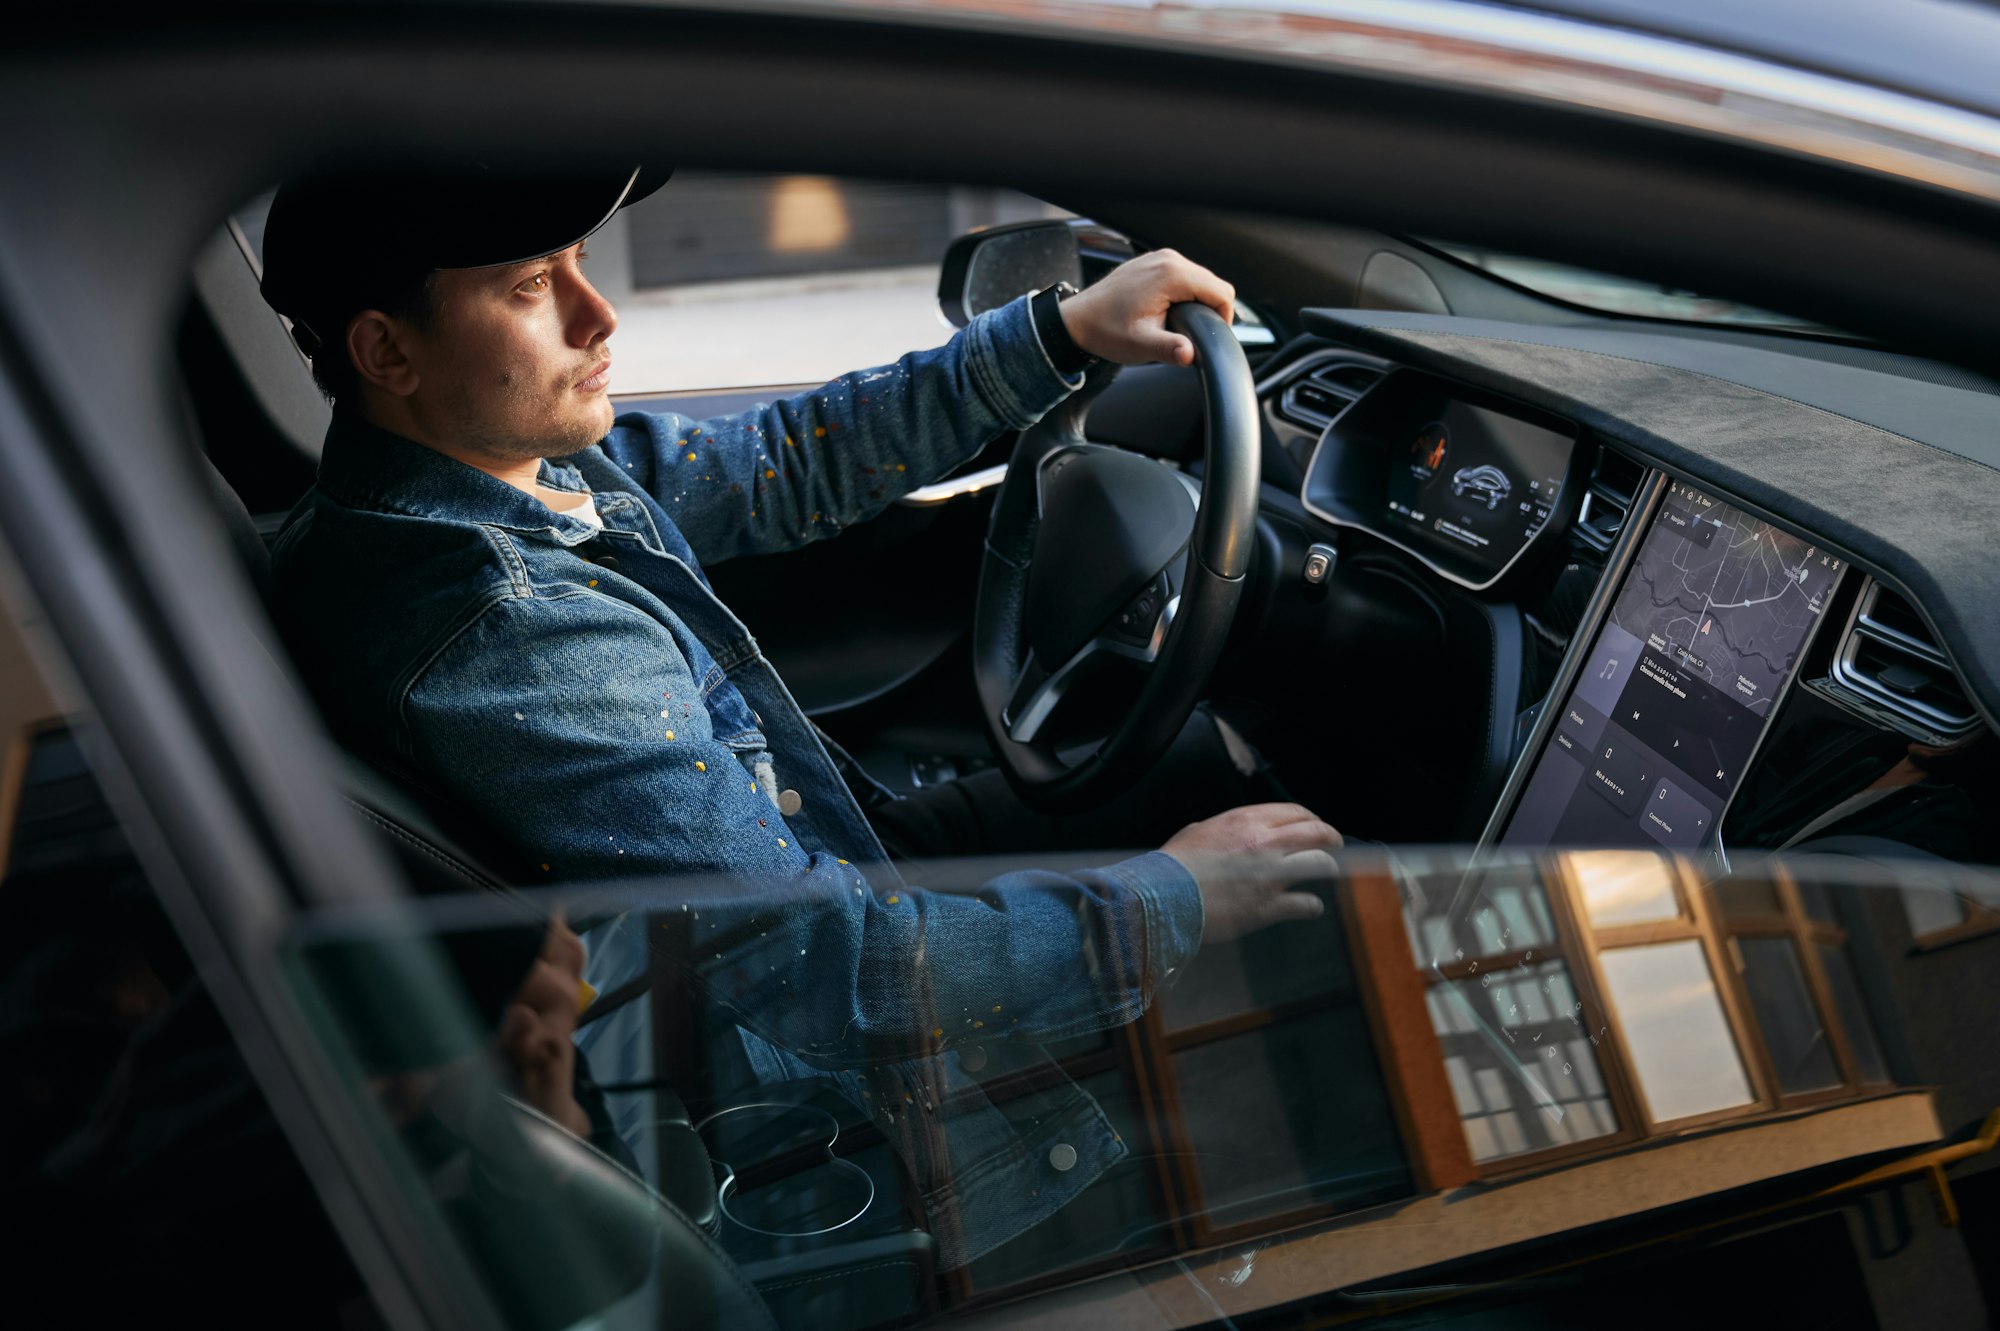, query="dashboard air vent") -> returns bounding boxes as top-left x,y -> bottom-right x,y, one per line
1571,448 -> 1643,554
1275,358 -> 1383,432
1827,580 -> 1982,743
